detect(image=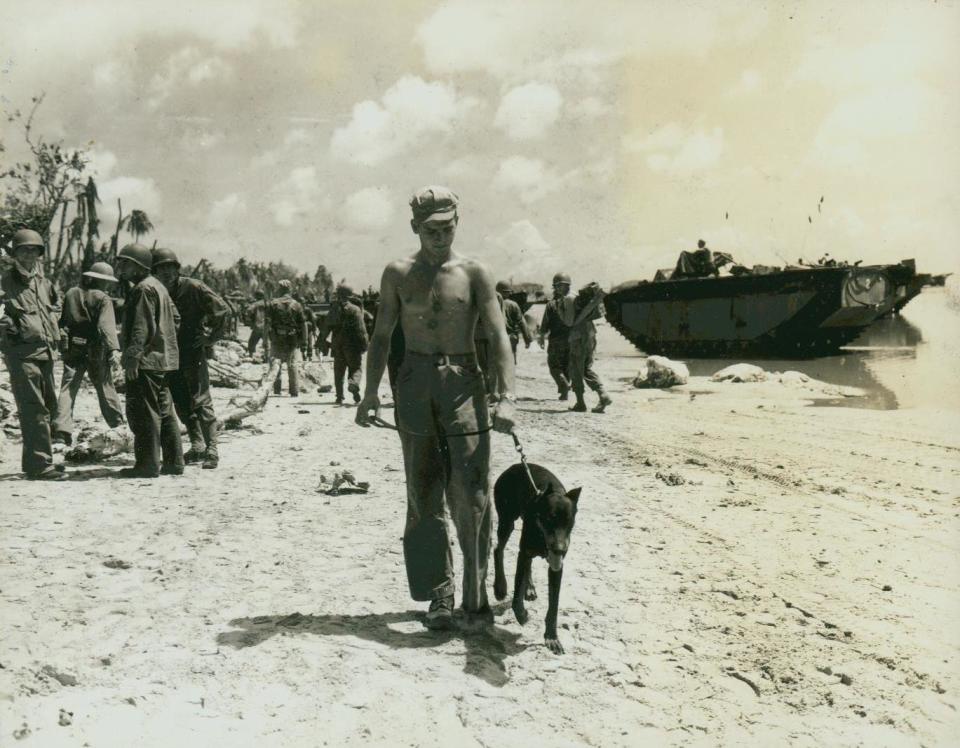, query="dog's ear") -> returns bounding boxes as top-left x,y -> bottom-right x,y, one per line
566,487 -> 582,503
